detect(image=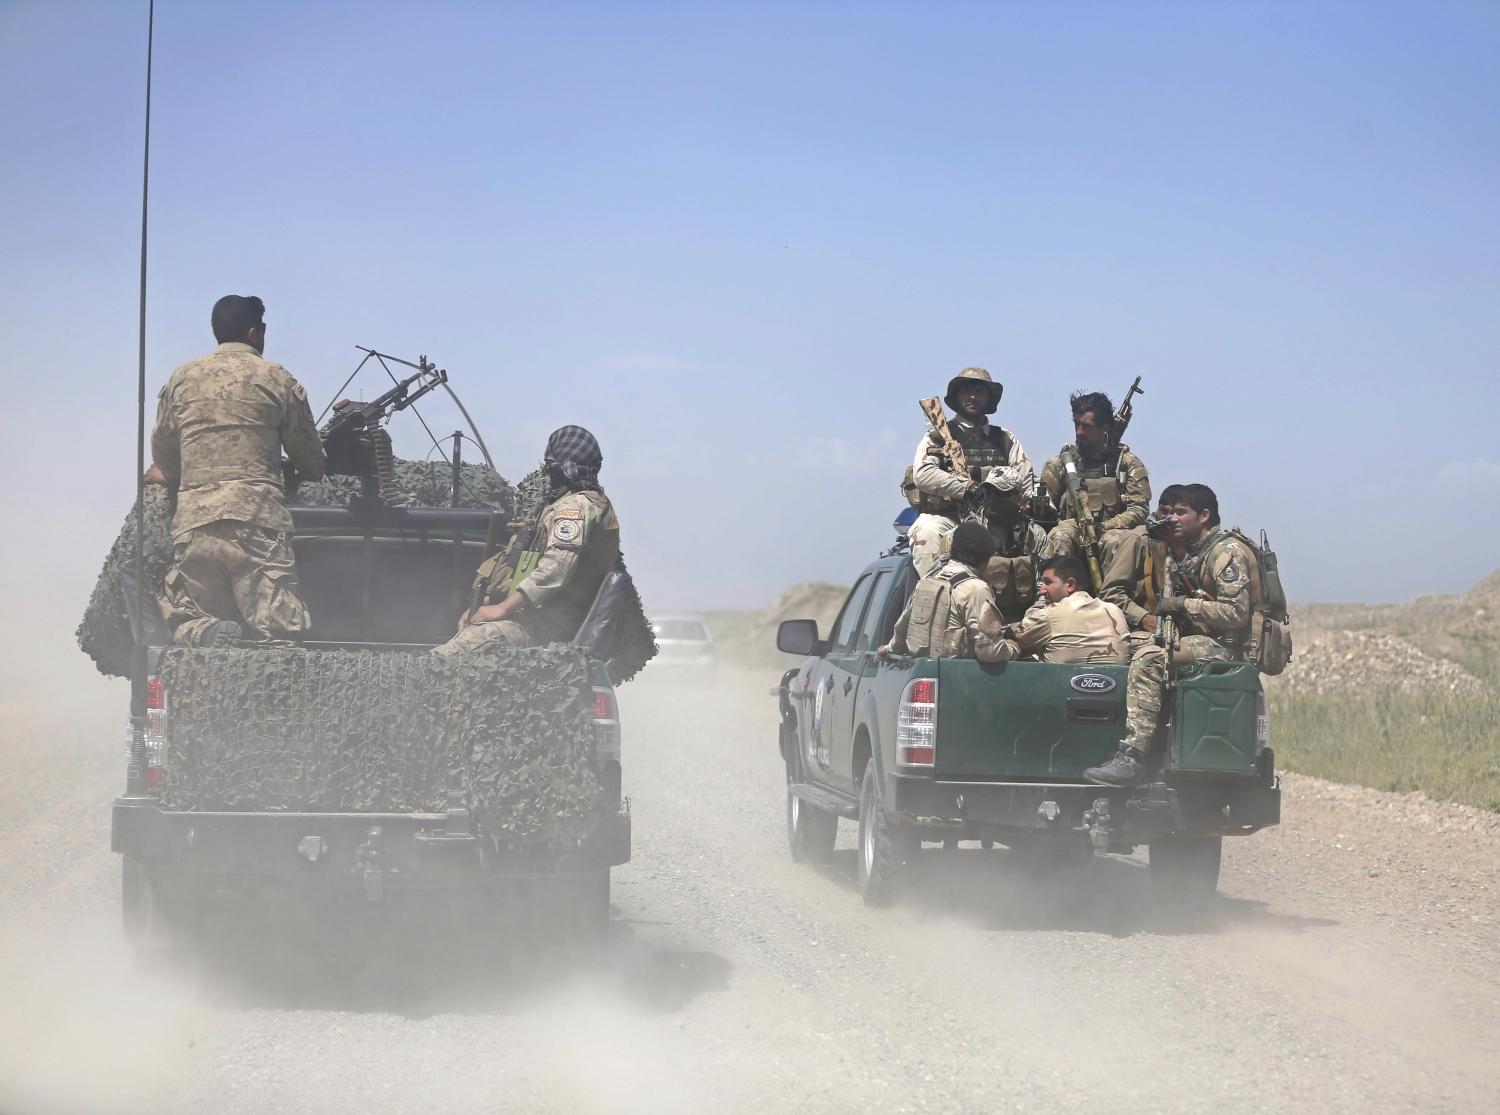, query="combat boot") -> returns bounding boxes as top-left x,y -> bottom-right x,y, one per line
199,620 -> 243,648
1084,745 -> 1148,788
